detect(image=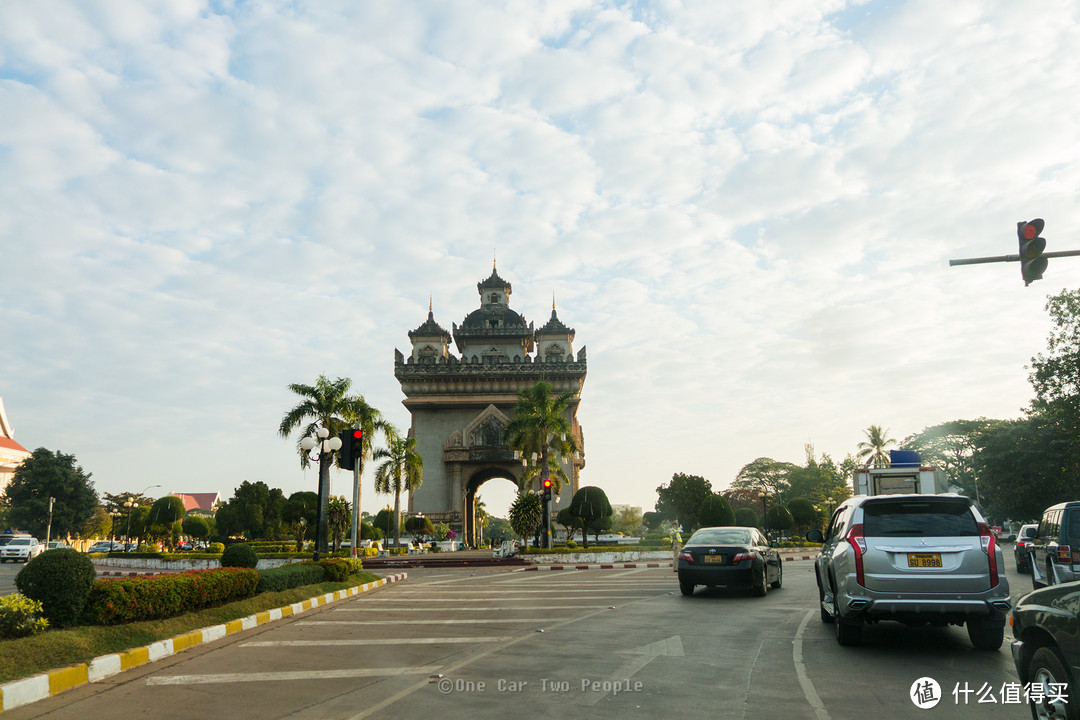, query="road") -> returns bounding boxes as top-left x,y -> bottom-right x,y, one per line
1,557 -> 1036,720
